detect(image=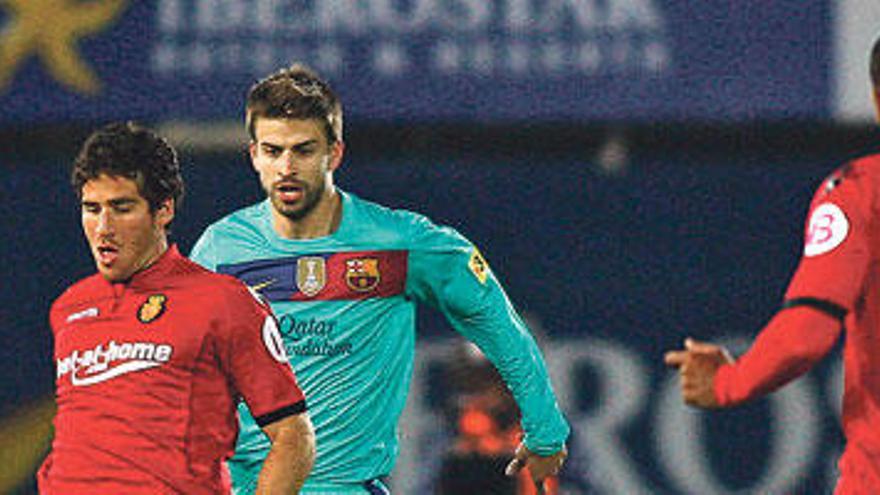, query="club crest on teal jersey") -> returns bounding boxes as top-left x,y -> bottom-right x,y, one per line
345,258 -> 380,292
296,256 -> 327,297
